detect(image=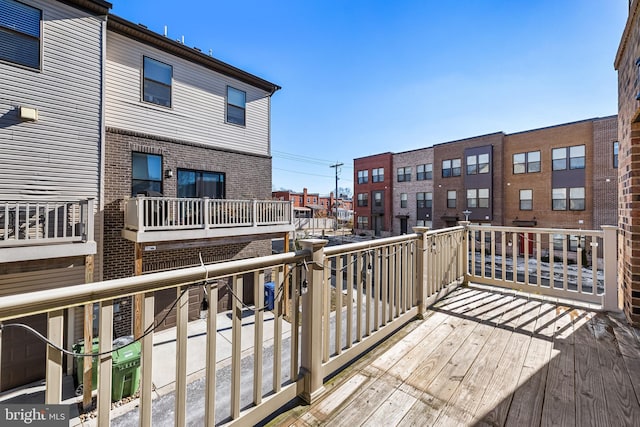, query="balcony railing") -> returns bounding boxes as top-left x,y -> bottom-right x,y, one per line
0,199 -> 96,263
122,197 -> 294,243
0,224 -> 619,425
